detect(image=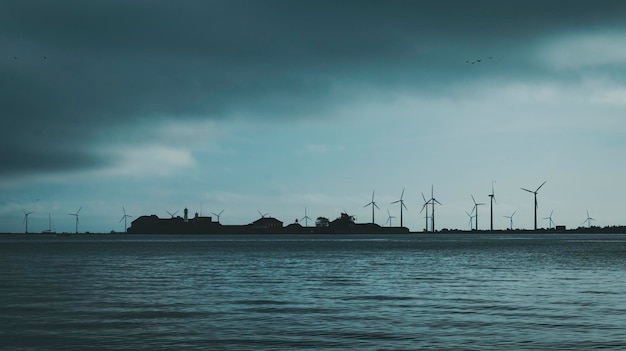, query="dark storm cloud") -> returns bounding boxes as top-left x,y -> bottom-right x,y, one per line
2,0 -> 626,178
